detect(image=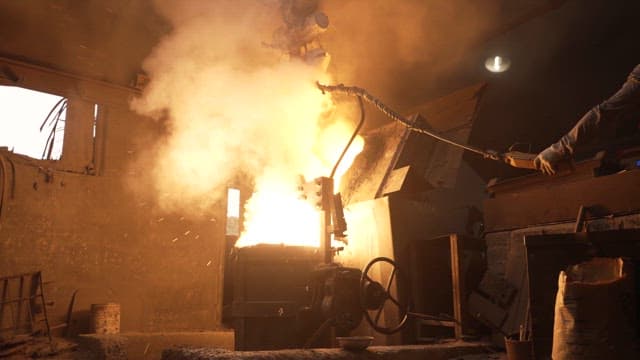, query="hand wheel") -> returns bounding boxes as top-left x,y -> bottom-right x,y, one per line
359,257 -> 409,334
